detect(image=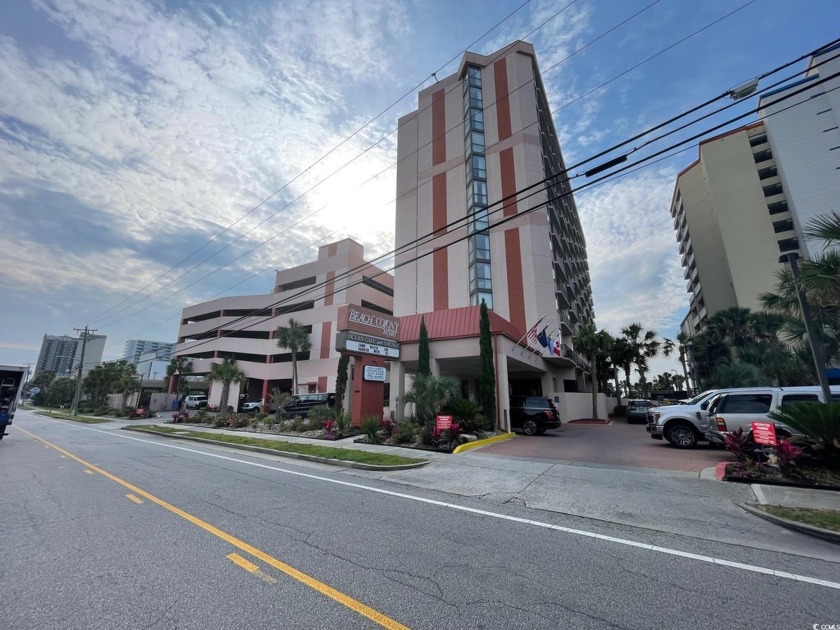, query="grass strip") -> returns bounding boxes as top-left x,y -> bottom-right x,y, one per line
757,505 -> 840,532
127,425 -> 426,466
36,411 -> 112,424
